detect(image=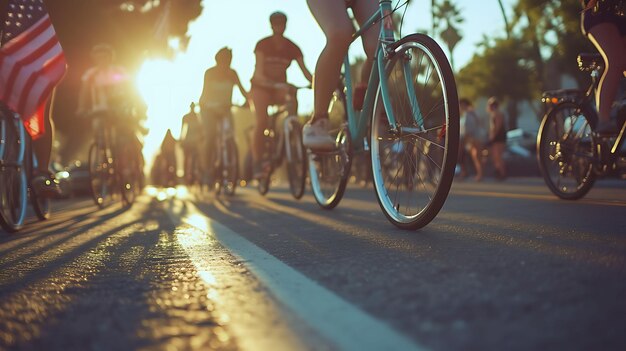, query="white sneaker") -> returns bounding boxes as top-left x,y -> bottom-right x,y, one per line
302,119 -> 336,151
